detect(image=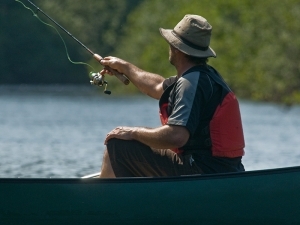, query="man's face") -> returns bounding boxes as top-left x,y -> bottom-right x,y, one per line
169,45 -> 176,66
